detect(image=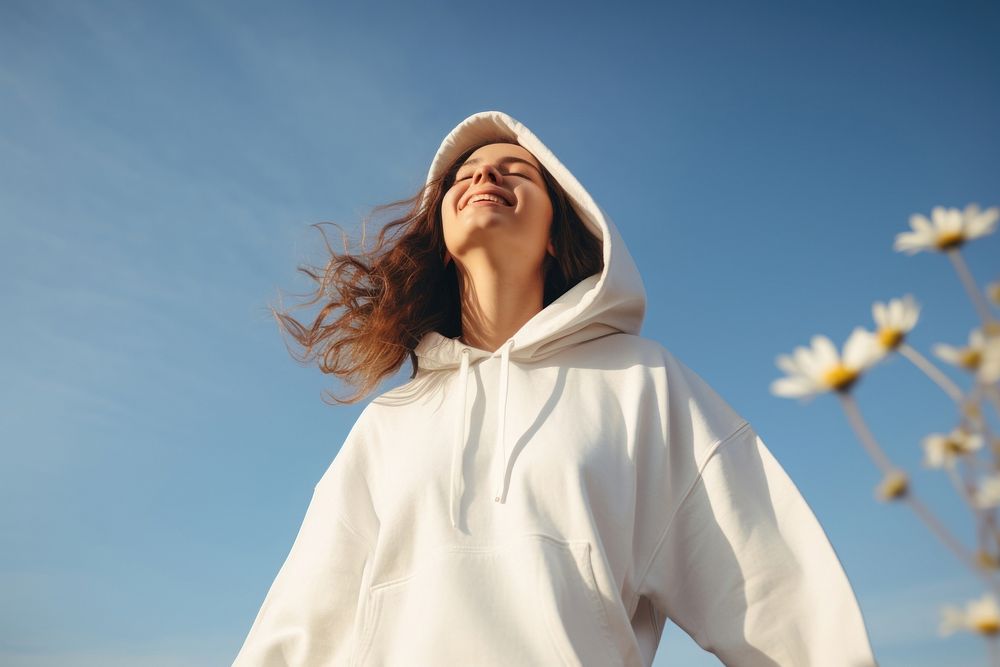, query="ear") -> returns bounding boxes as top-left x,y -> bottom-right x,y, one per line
547,240 -> 556,257
443,250 -> 452,267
